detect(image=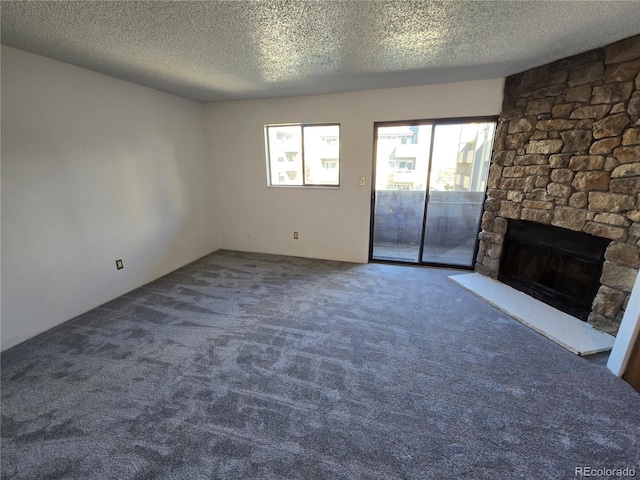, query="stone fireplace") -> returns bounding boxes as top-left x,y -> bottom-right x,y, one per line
499,219 -> 610,321
475,34 -> 640,336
